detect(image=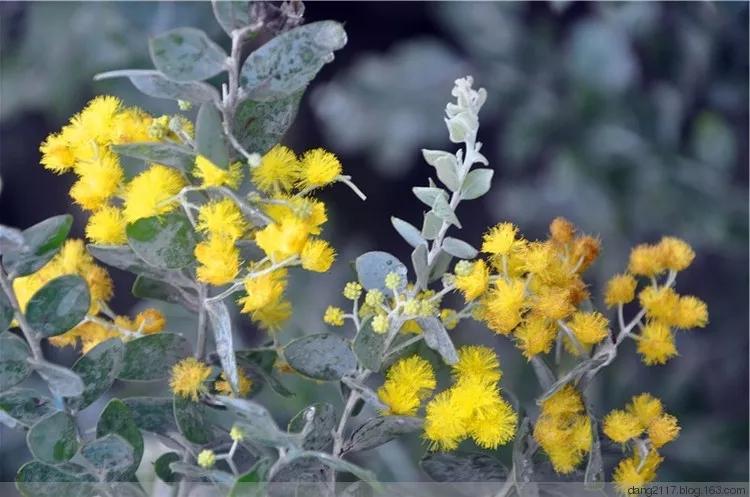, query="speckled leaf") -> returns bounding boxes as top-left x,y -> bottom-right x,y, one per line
269,456 -> 328,494
219,396 -> 300,448
206,301 -> 239,394
149,27 -> 227,82
420,451 -> 508,482
112,142 -> 196,171
80,434 -> 135,480
283,333 -> 356,381
355,251 -> 408,295
288,403 -> 336,451
126,213 -> 197,270
0,224 -> 25,254
236,349 -> 293,398
411,244 -> 429,291
174,396 -> 212,445
197,102 -> 231,168
0,290 -> 13,332
212,0 -> 254,35
27,411 -> 79,464
29,359 -> 84,397
352,319 -> 387,372
342,416 -> 423,454
233,93 -> 302,155
415,317 -> 458,365
0,333 -> 32,392
118,333 -> 191,381
131,275 -> 195,309
2,215 -> 72,277
154,452 -> 181,484
0,388 -> 55,428
88,244 -> 170,280
122,397 -> 178,435
66,338 -> 124,412
240,21 -> 347,100
25,275 -> 89,337
95,69 -> 219,103
97,399 -> 144,480
16,461 -> 95,497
